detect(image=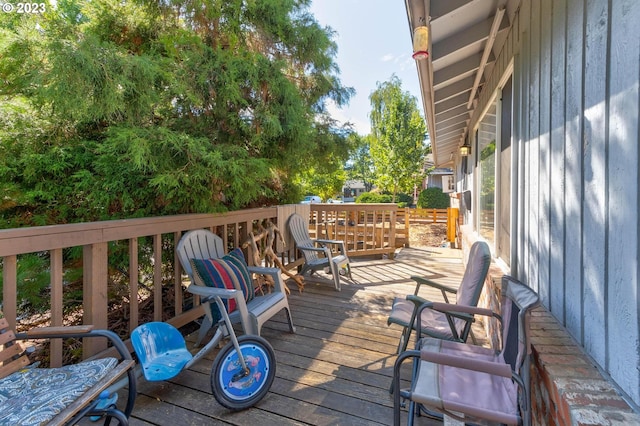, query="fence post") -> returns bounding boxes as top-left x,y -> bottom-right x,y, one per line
447,208 -> 459,246
83,242 -> 109,358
